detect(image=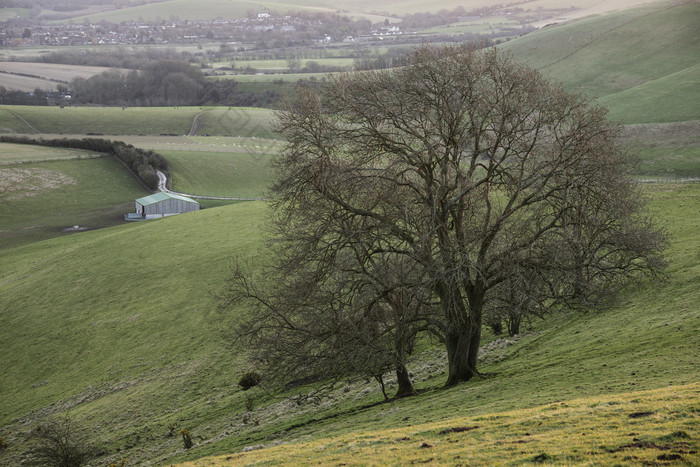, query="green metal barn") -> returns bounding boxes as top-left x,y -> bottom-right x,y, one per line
126,192 -> 200,220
